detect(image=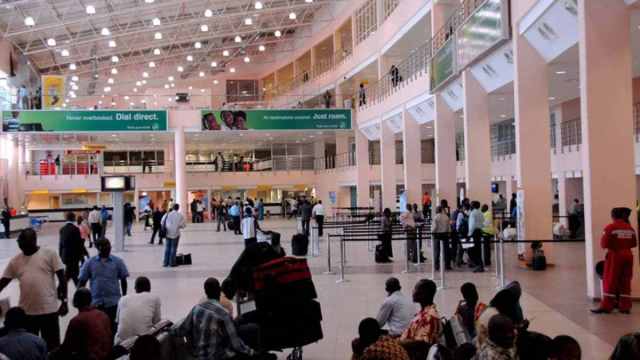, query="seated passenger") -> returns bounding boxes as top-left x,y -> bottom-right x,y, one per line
400,279 -> 441,344
171,277 -> 257,360
114,276 -> 161,344
476,314 -> 517,360
376,277 -> 416,337
130,334 -> 161,360
455,282 -> 487,338
549,335 -> 581,360
476,282 -> 526,348
0,307 -> 47,360
352,318 -> 409,360
610,331 -> 640,360
58,288 -> 113,360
